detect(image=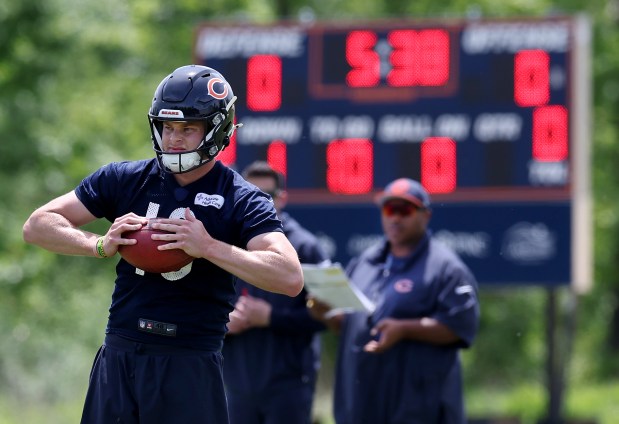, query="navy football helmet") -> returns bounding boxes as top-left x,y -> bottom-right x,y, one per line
148,65 -> 241,173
